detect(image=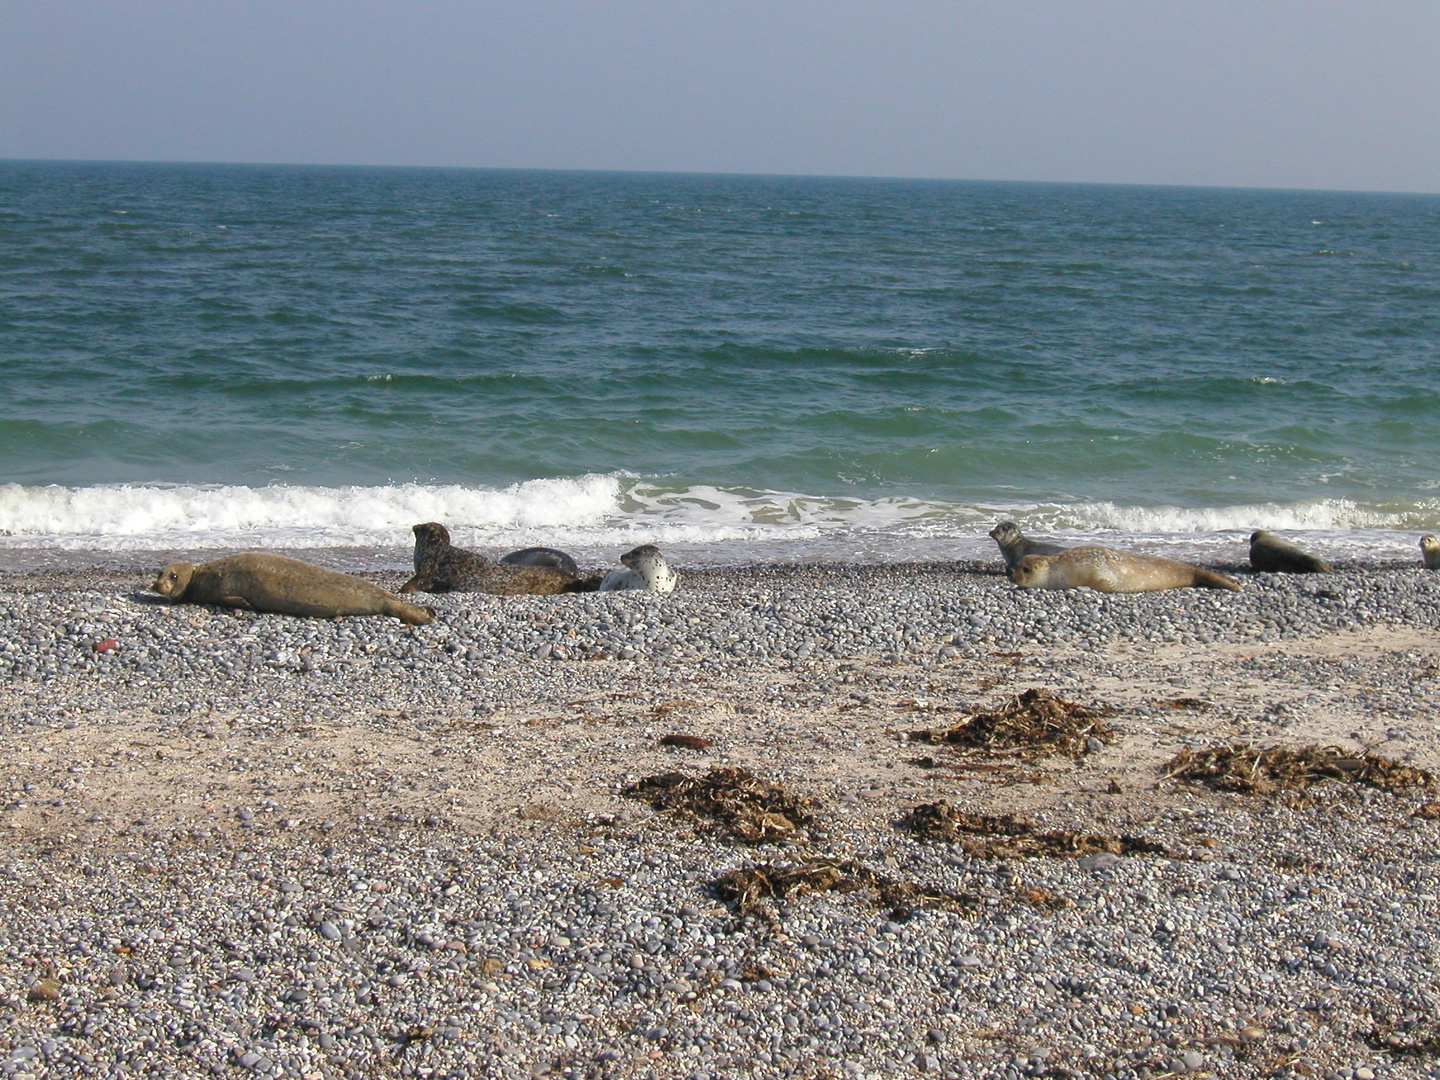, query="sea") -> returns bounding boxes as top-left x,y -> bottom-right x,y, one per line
2,160 -> 1438,571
